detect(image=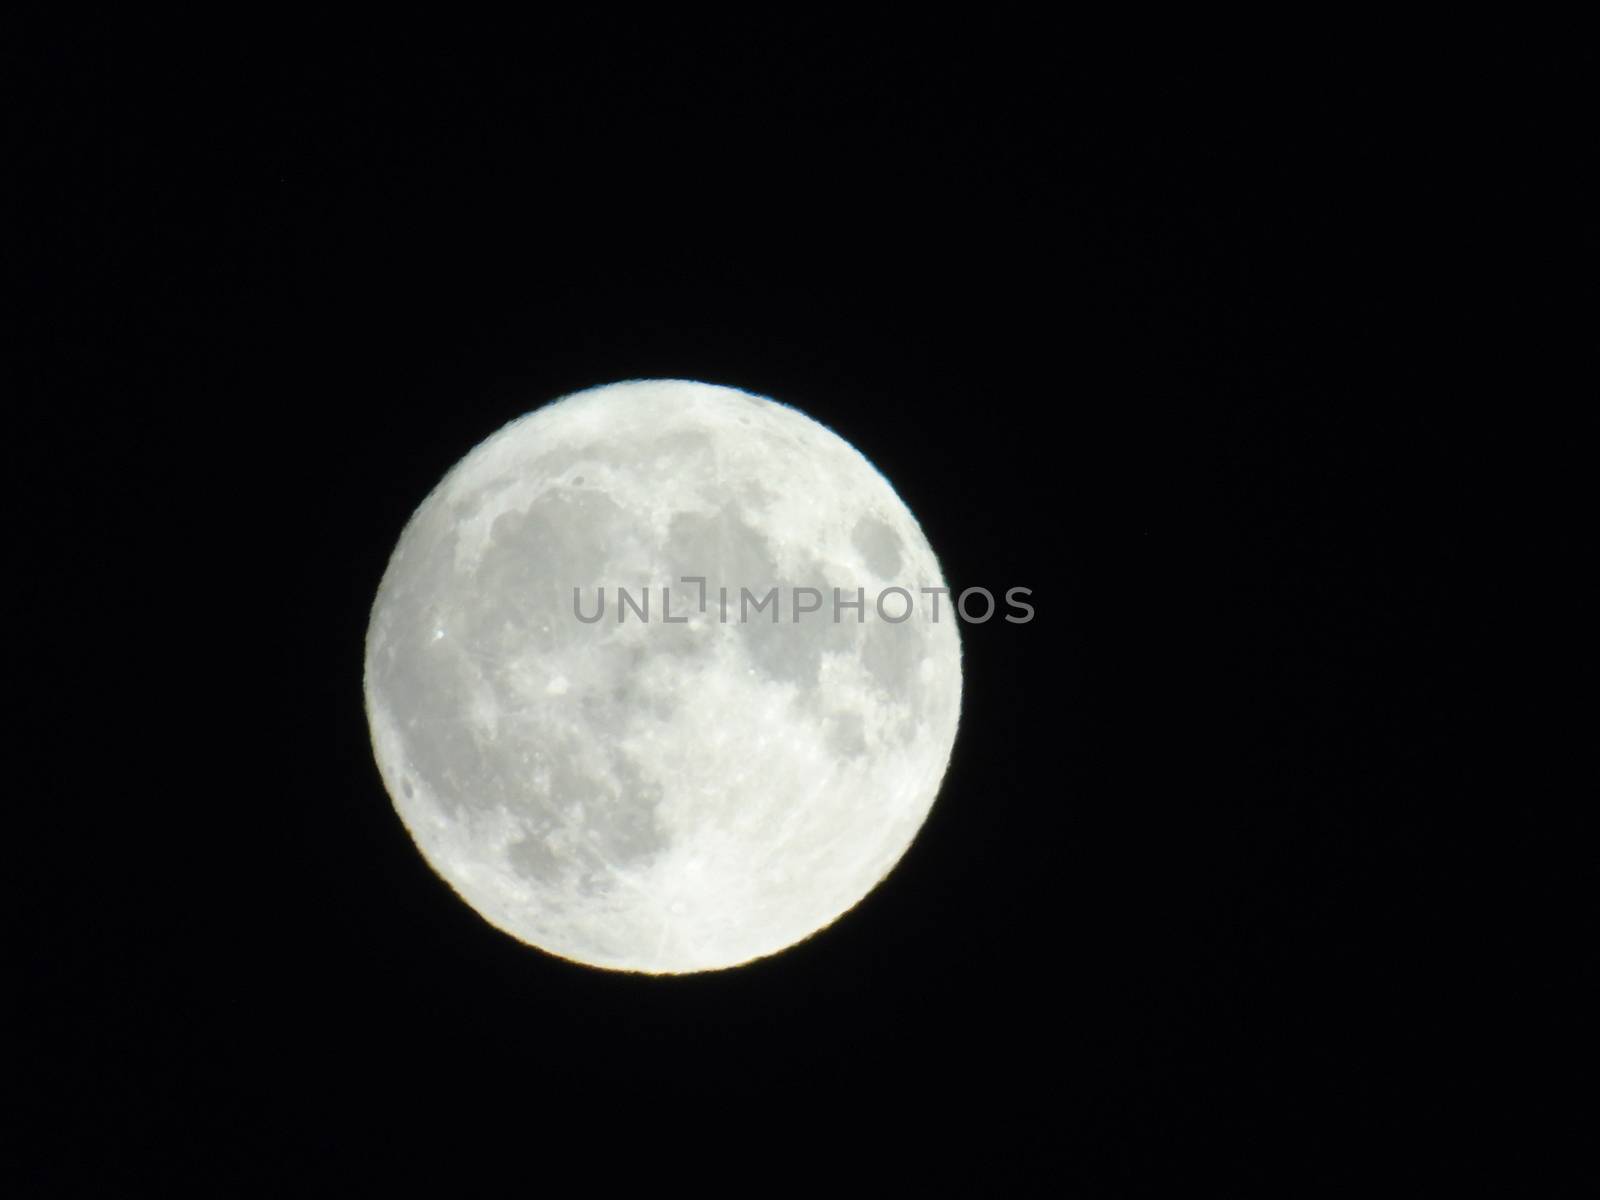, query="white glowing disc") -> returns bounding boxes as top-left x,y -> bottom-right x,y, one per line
364,379 -> 961,972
